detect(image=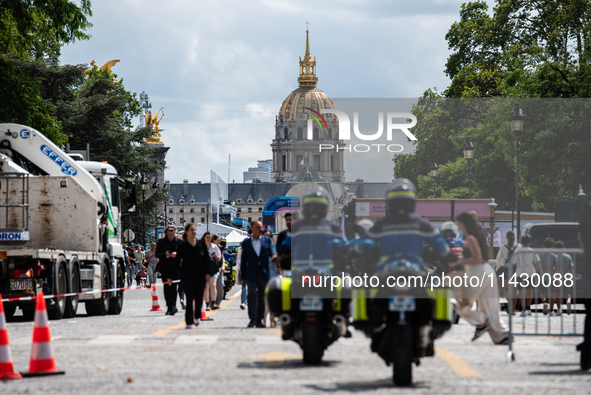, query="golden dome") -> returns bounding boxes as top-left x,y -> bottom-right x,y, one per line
278,87 -> 336,122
